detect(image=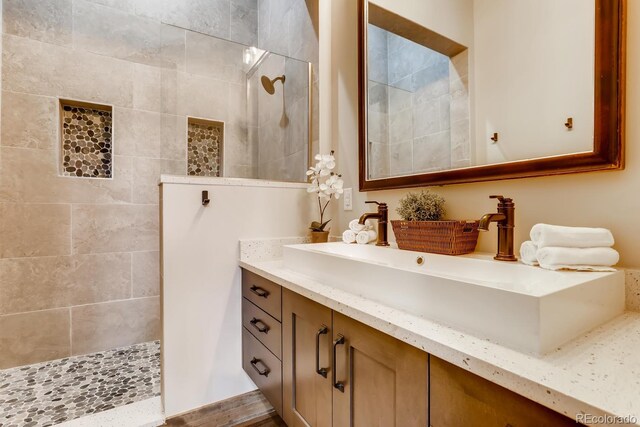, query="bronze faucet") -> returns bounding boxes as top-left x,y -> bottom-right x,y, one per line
478,195 -> 517,261
359,201 -> 390,247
